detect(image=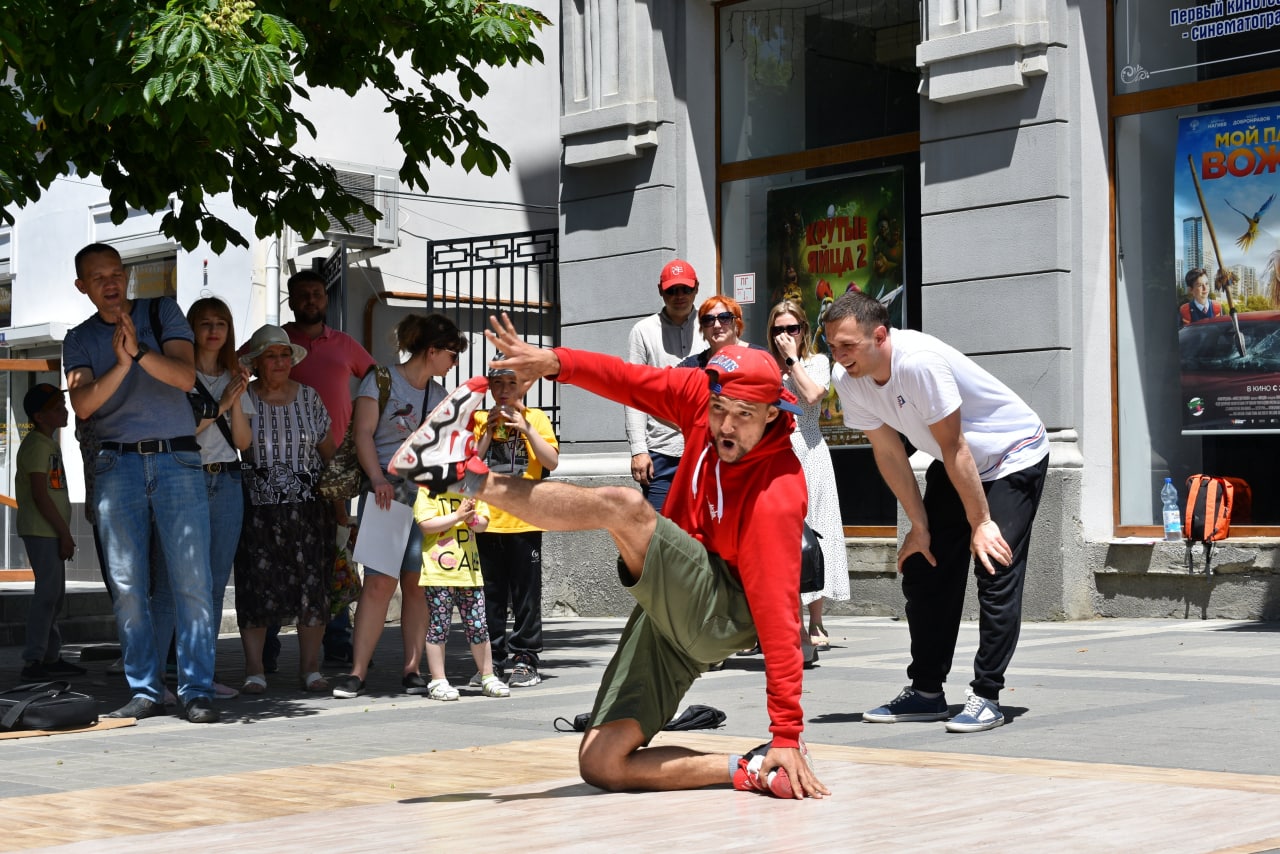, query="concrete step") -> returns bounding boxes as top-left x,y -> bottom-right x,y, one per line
0,582 -> 240,648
